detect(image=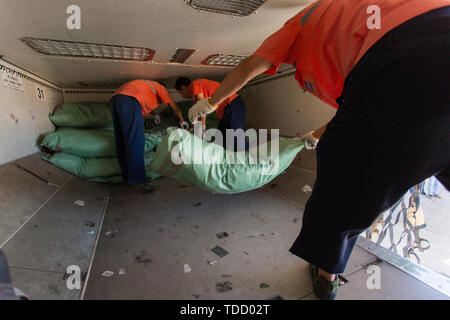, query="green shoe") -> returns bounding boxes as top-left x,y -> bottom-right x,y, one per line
309,264 -> 339,300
